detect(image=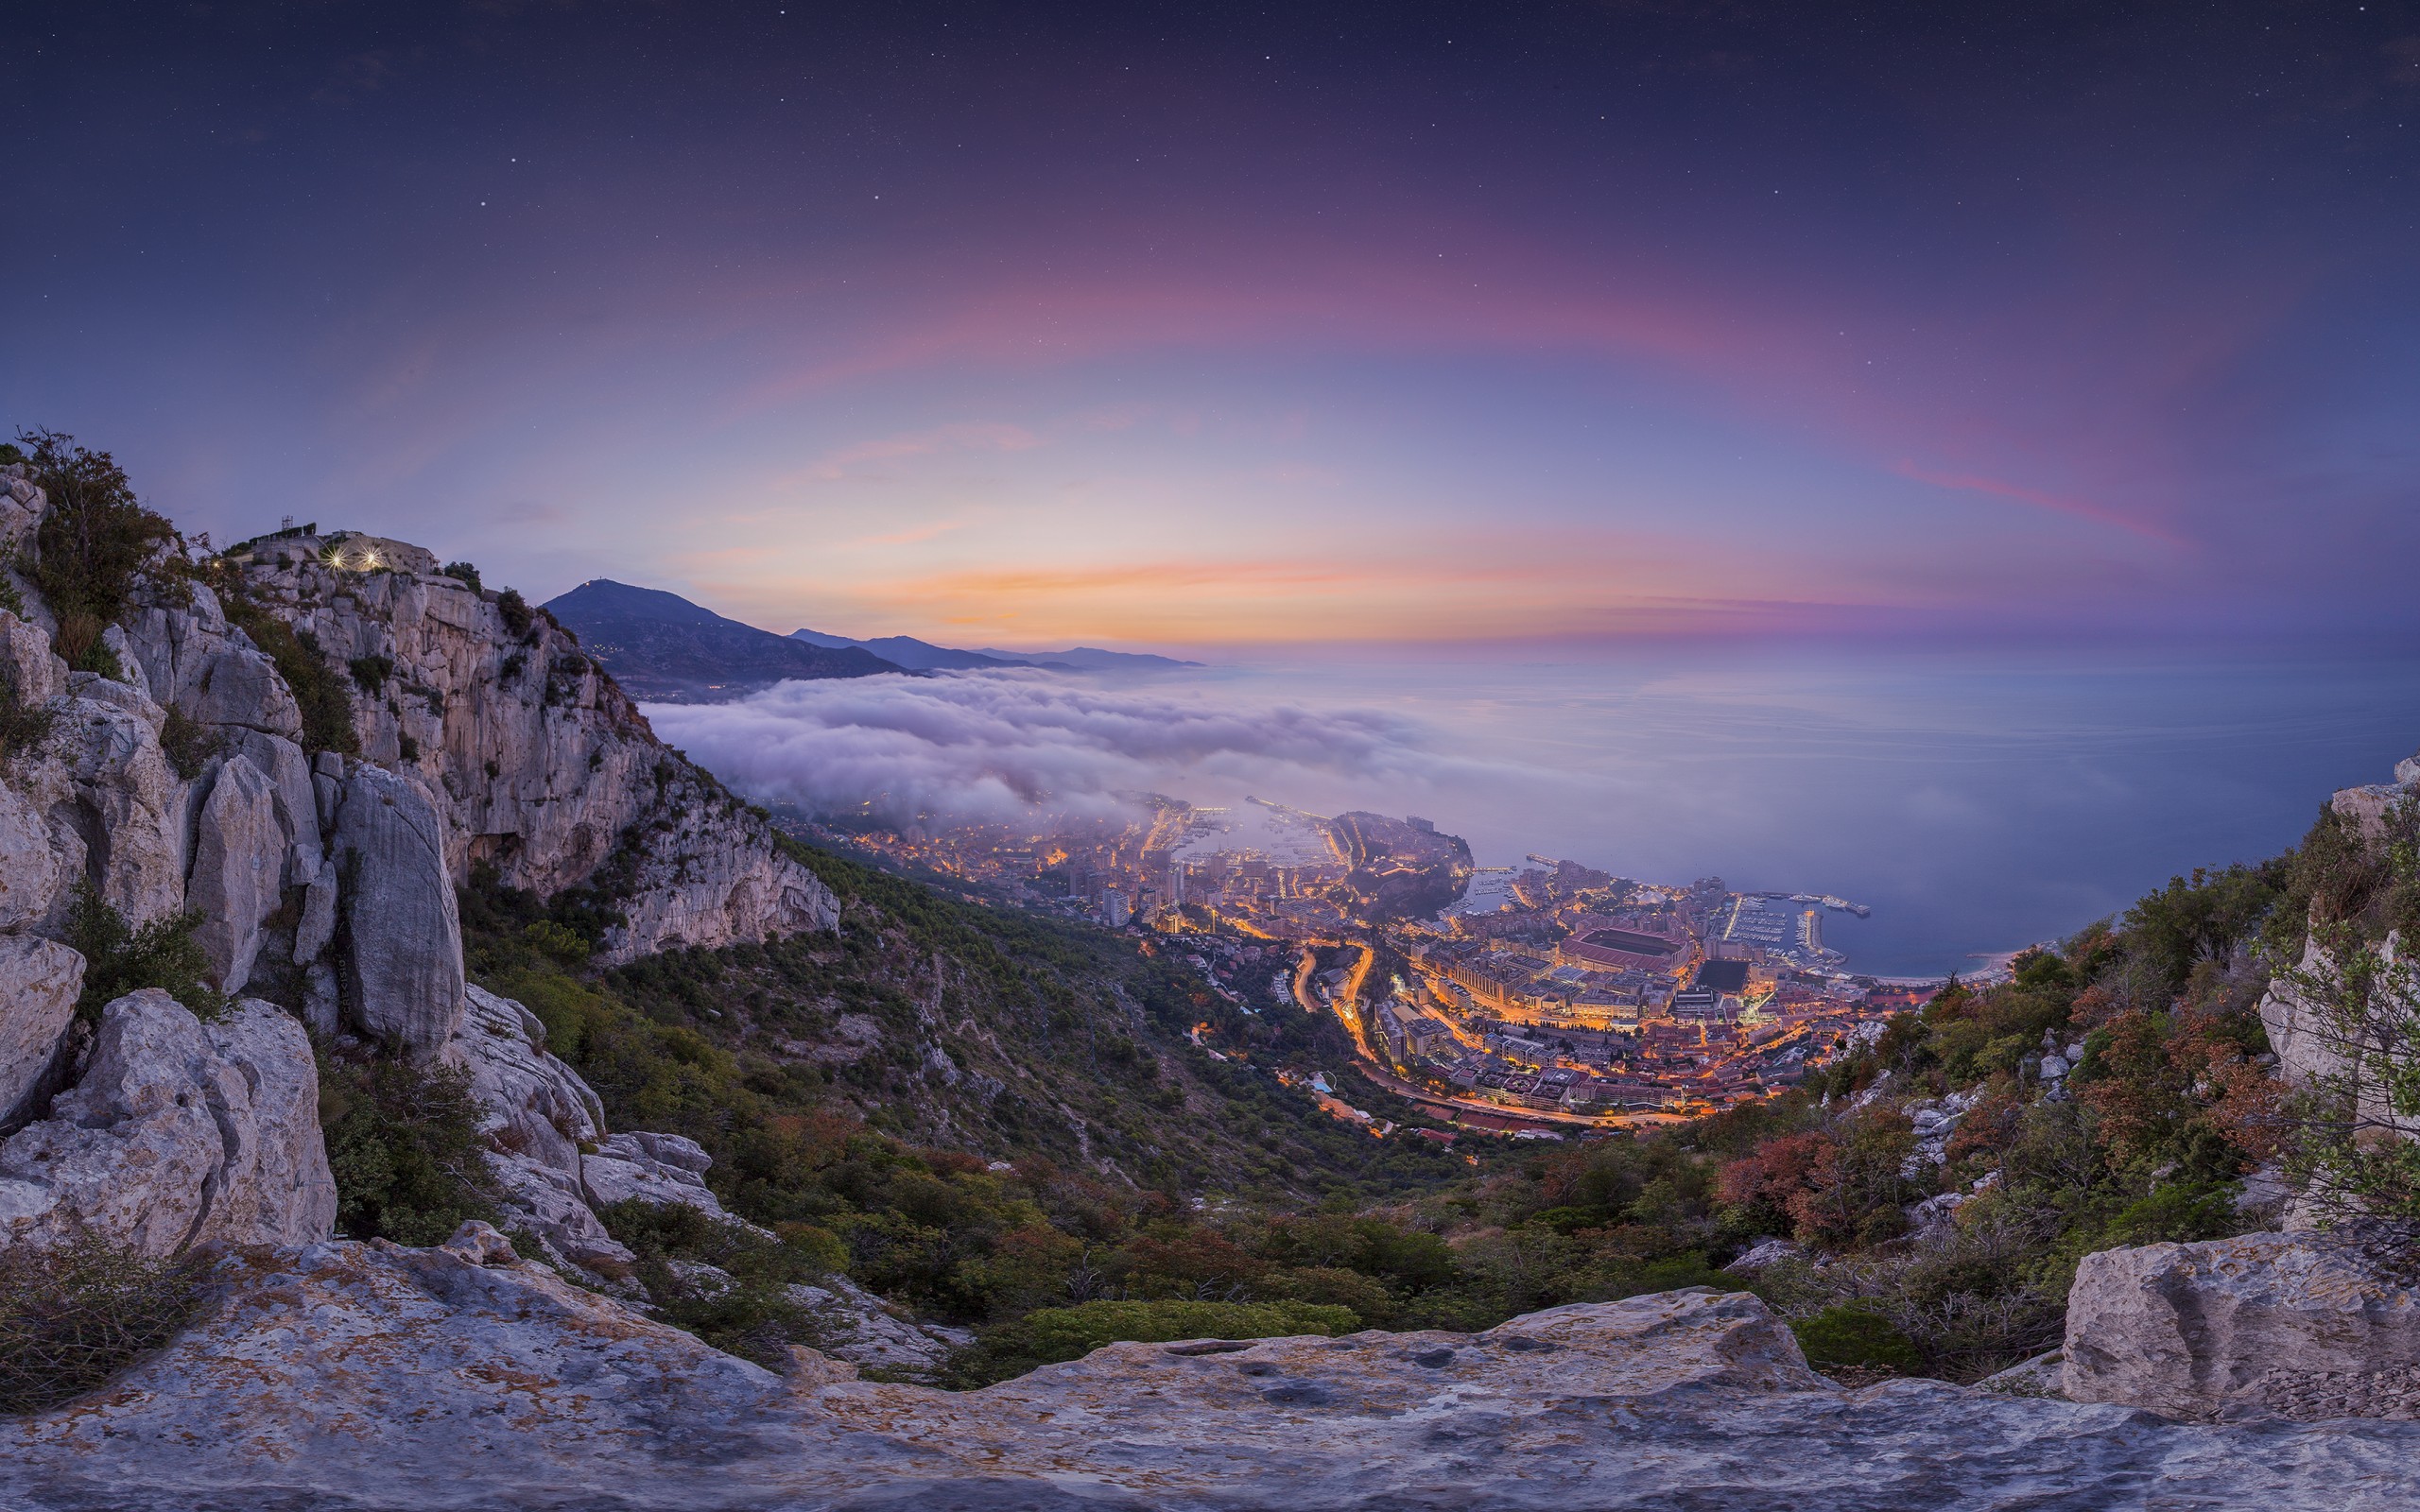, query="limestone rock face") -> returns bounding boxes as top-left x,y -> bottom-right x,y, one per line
0,780 -> 61,933
0,610 -> 67,705
4,1271 -> 2413,1512
0,991 -> 335,1255
0,936 -> 82,1131
219,547 -> 838,960
221,728 -> 322,885
447,983 -> 602,1172
185,755 -> 282,993
2065,1230 -> 2420,1418
54,692 -> 187,928
332,763 -> 464,1055
601,800 -> 842,964
783,1273 -> 975,1376
123,584 -> 303,740
583,1130 -> 738,1220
